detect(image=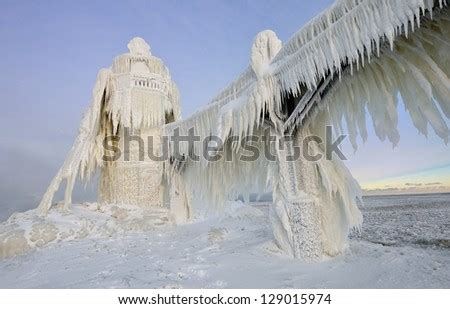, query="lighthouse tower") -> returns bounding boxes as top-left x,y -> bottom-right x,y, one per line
98,37 -> 181,208
37,37 -> 184,214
